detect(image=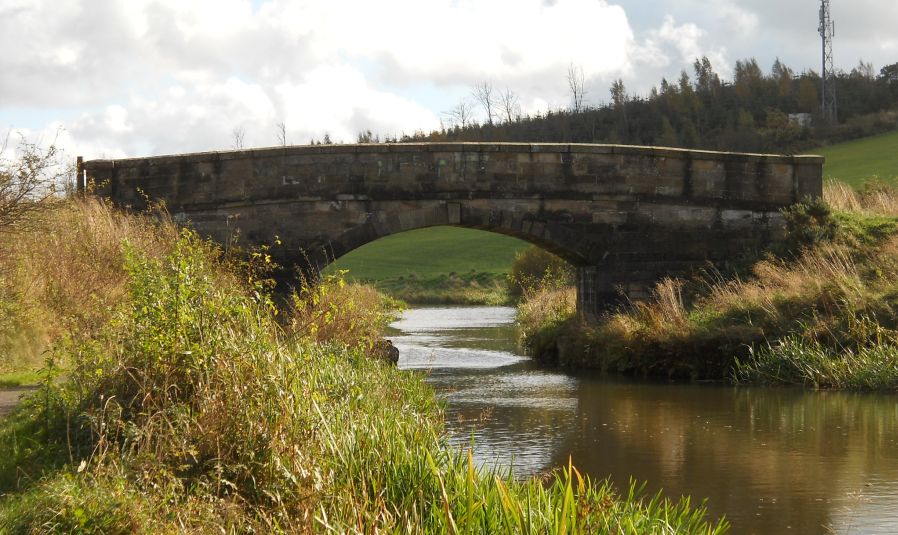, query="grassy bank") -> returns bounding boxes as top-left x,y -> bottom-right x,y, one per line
326,226 -> 528,304
518,181 -> 898,390
0,198 -> 725,533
